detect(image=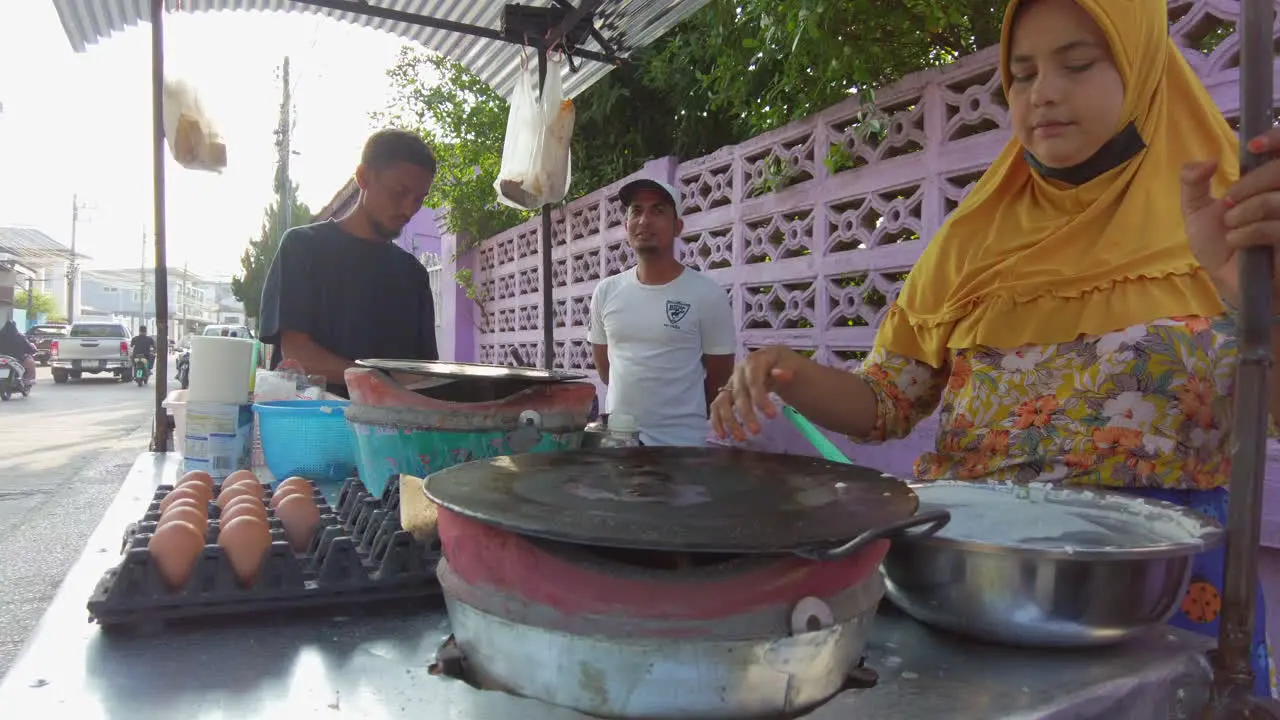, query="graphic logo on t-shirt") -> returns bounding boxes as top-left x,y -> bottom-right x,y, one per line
665,300 -> 691,328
